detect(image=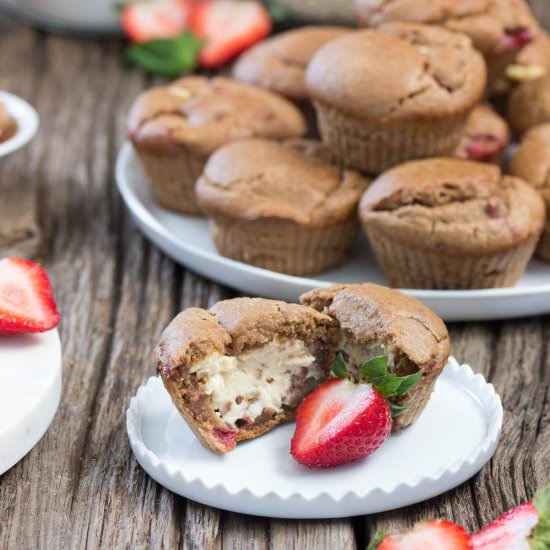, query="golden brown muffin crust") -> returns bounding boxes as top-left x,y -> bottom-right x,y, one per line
306,24 -> 486,121
128,76 -> 306,158
356,0 -> 538,55
232,26 -> 351,100
454,103 -> 510,162
196,138 -> 370,226
509,124 -> 550,208
300,283 -> 450,374
0,101 -> 17,143
359,158 -> 546,255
